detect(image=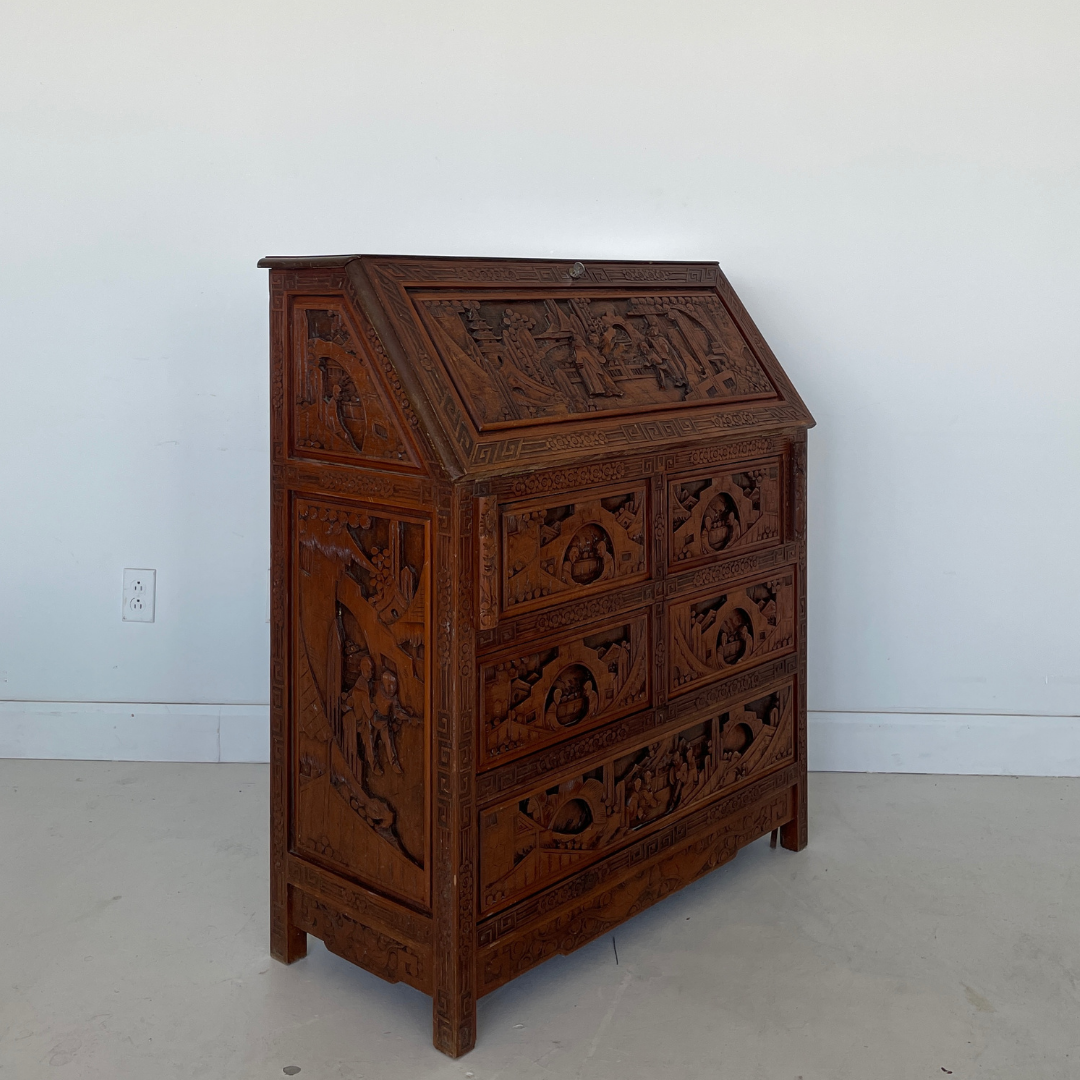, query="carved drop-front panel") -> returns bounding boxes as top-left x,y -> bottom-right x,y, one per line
293,498 -> 429,907
291,300 -> 421,469
669,570 -> 796,695
479,681 -> 795,914
669,457 -> 782,568
480,614 -> 650,768
414,291 -> 778,430
501,485 -> 648,614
